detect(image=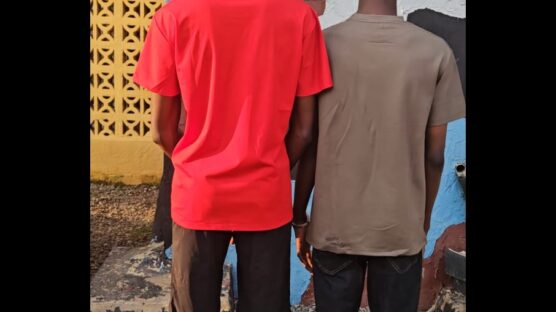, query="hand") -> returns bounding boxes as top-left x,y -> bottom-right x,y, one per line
294,224 -> 313,272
